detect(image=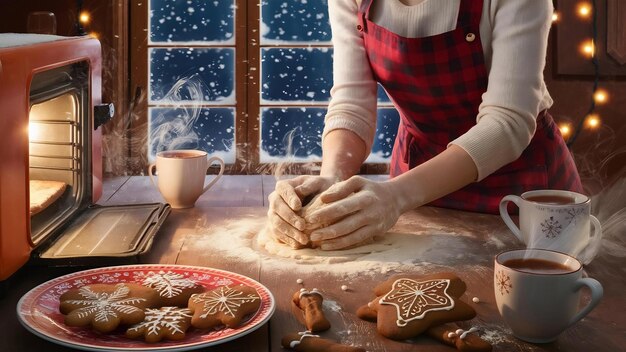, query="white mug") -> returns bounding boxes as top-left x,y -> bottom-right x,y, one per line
494,249 -> 603,343
149,150 -> 225,208
499,190 -> 602,264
